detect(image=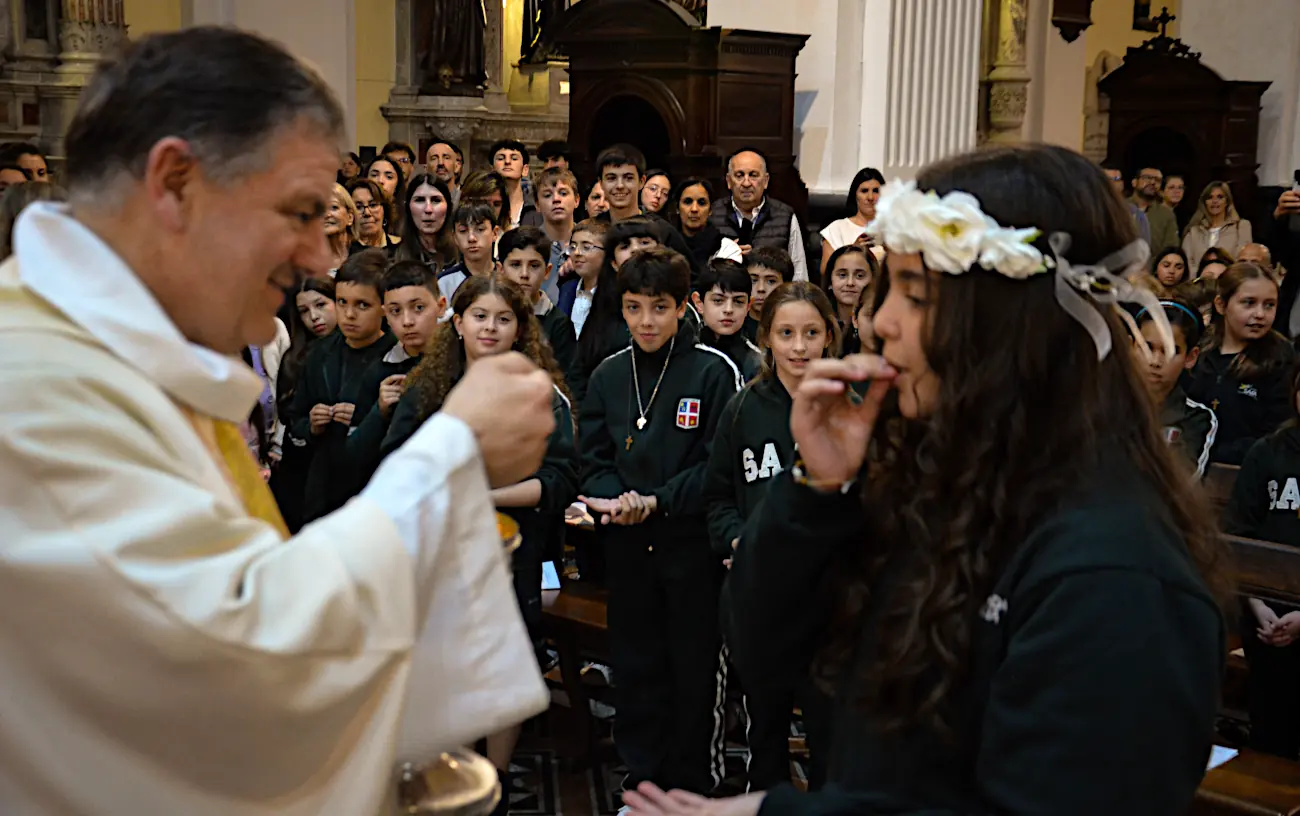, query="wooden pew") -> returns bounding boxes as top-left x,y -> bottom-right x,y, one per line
1194,535 -> 1300,814
540,580 -> 609,768
1205,463 -> 1240,519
